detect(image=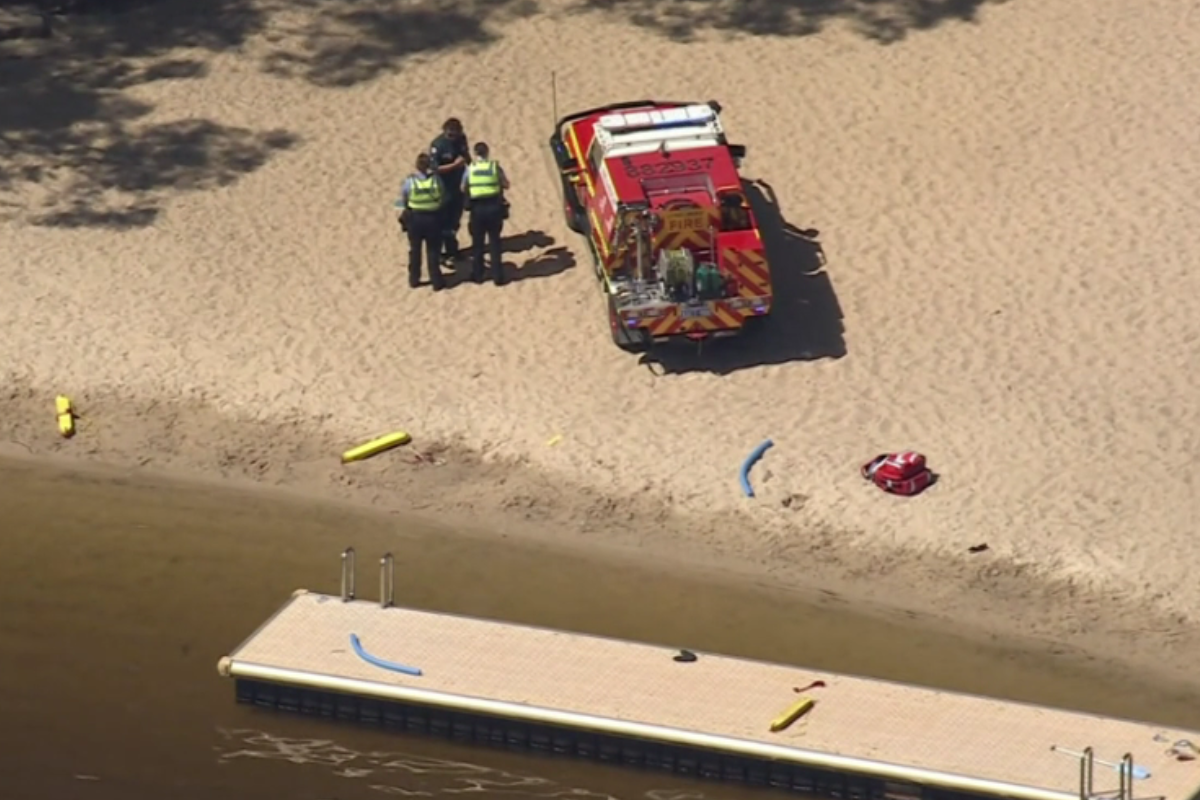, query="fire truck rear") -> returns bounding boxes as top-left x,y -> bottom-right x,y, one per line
550,100 -> 773,351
